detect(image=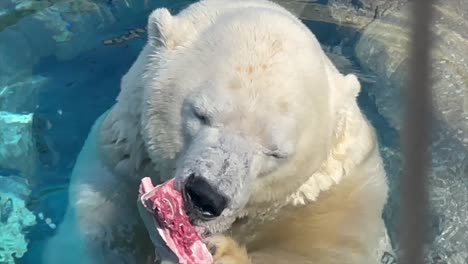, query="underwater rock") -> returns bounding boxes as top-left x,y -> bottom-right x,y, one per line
0,175 -> 37,264
0,76 -> 47,113
0,22 -> 48,114
0,28 -> 38,85
354,8 -> 410,132
32,114 -> 60,171
103,28 -> 146,46
346,2 -> 468,263
352,1 -> 468,147
0,198 -> 13,223
0,112 -> 38,178
299,2 -> 468,261
1,0 -> 156,63
0,0 -> 51,32
272,0 -> 373,29
281,1 -> 468,145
